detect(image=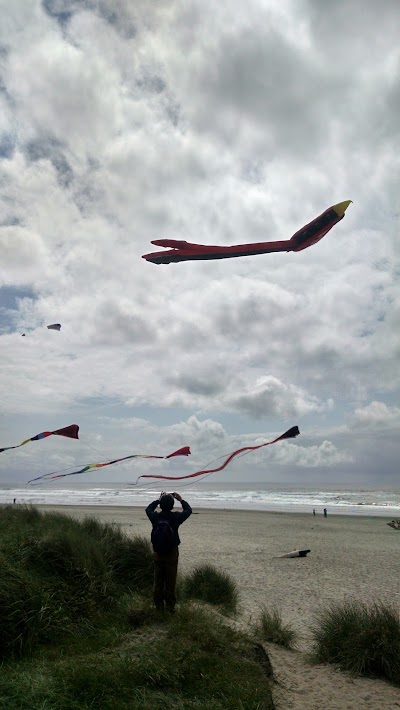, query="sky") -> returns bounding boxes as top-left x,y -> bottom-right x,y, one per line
0,0 -> 399,486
